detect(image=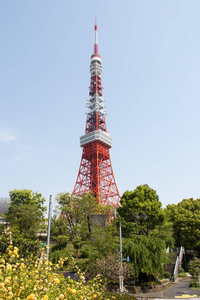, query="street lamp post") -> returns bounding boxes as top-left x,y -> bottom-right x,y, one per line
46,195 -> 52,260
118,213 -> 123,294
114,210 -> 123,295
